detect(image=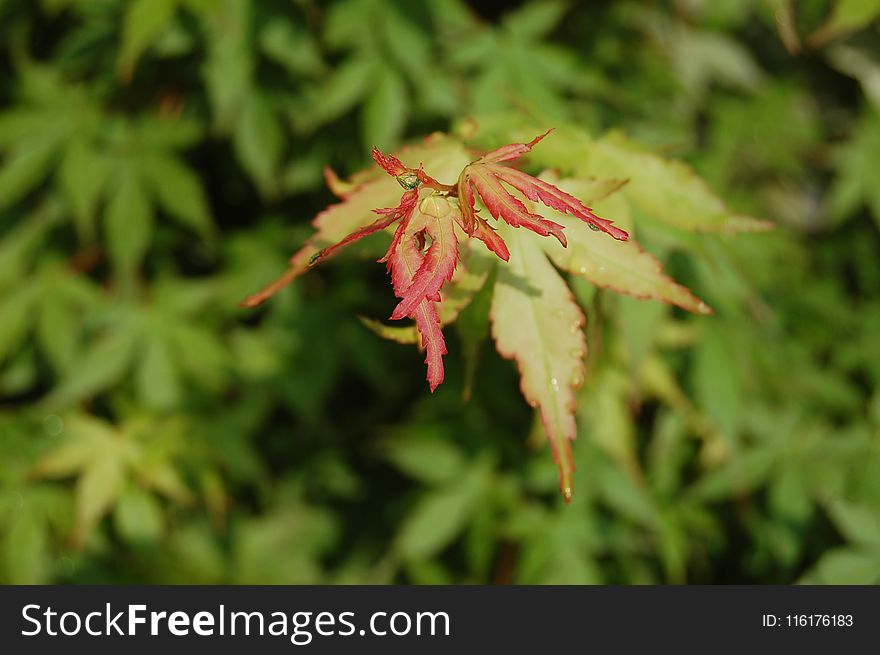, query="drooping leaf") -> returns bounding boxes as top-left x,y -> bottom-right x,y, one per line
390,199 -> 459,320
386,199 -> 449,392
359,241 -> 493,345
490,222 -> 586,501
